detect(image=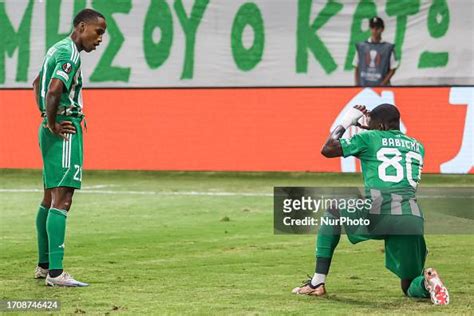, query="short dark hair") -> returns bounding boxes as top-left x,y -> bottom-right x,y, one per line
73,9 -> 105,27
369,16 -> 384,29
370,103 -> 400,130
